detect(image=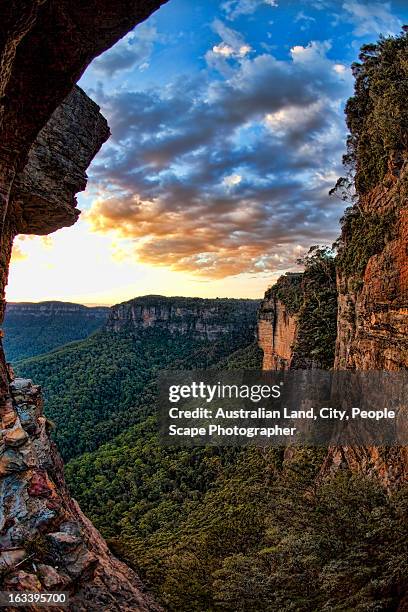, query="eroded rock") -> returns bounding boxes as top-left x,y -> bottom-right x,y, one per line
12,87 -> 110,236
4,426 -> 28,448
